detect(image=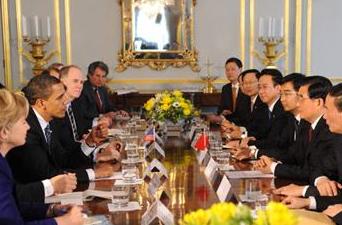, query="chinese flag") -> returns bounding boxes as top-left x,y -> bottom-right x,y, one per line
195,133 -> 209,151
